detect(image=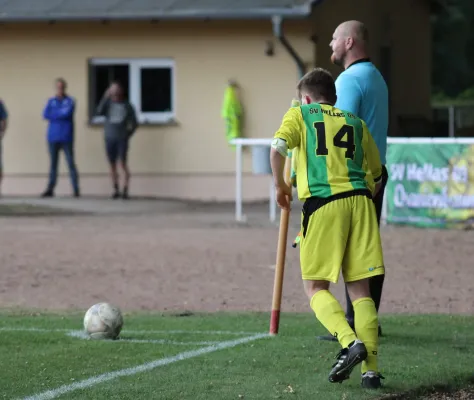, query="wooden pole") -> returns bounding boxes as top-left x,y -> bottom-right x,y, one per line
269,99 -> 300,335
